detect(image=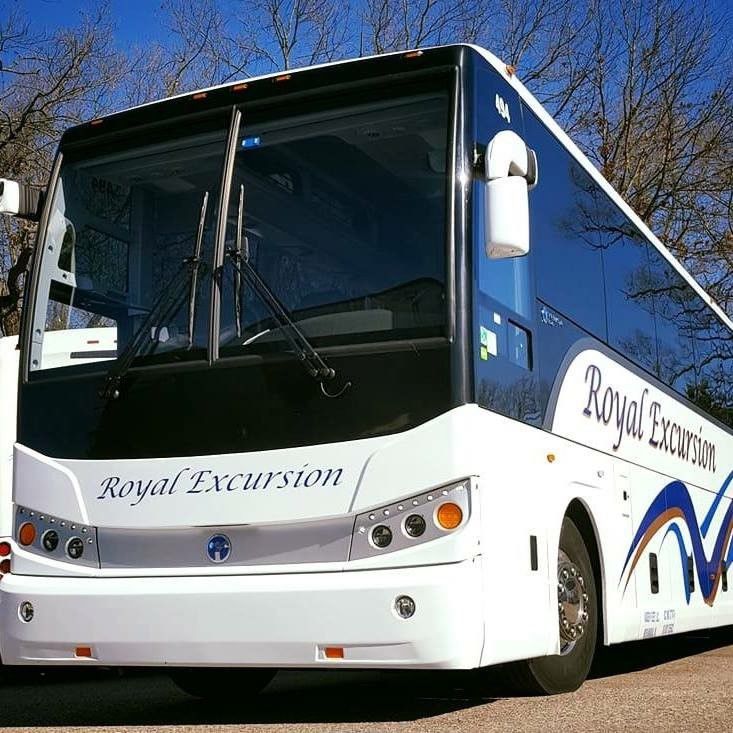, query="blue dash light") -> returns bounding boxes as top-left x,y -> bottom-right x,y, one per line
242,136 -> 262,149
